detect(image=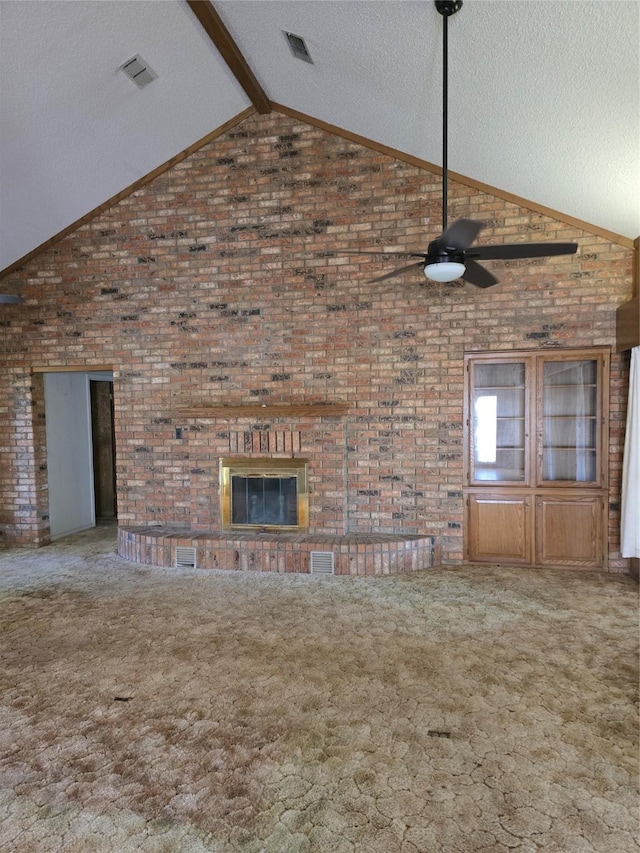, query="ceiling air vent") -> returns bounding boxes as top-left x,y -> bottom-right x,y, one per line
120,54 -> 158,89
310,551 -> 334,575
283,31 -> 313,64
